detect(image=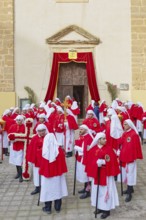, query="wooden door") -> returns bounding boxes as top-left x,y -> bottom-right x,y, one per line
57,62 -> 88,118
